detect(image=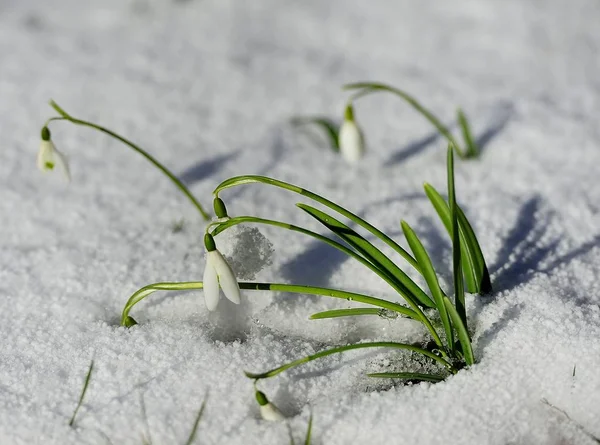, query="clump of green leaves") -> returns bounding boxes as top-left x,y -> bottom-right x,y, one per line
122,144 -> 491,384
